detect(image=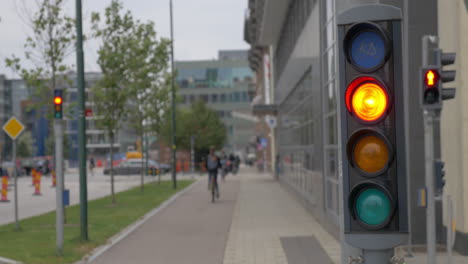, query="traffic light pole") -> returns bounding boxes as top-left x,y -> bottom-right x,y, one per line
421,35 -> 439,264
54,120 -> 64,256
423,110 -> 437,264
169,0 -> 177,189
75,0 -> 88,241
